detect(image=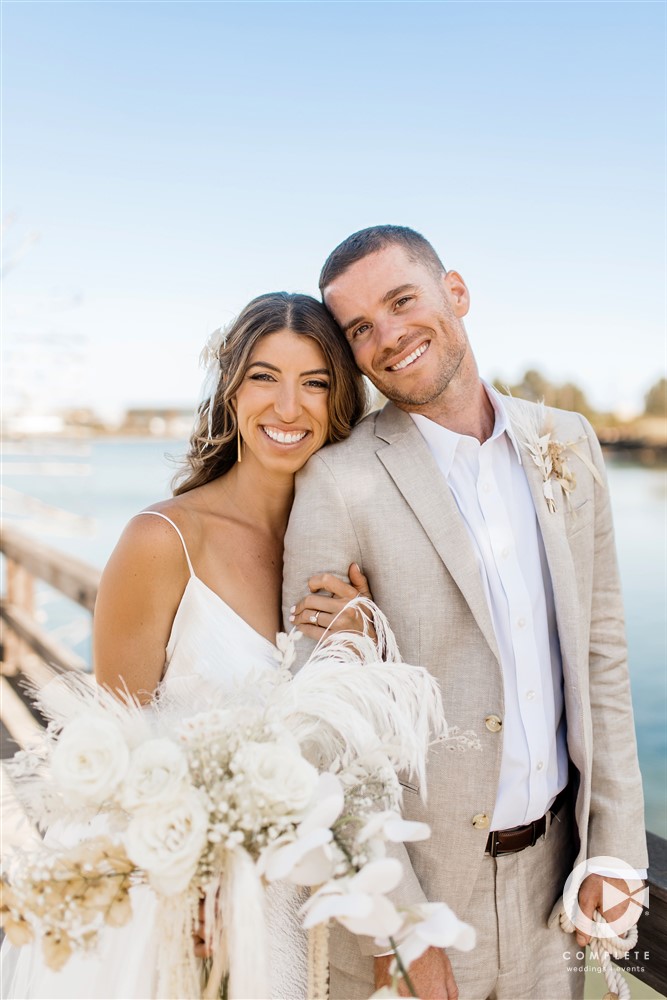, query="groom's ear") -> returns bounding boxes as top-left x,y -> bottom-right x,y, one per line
443,270 -> 470,318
